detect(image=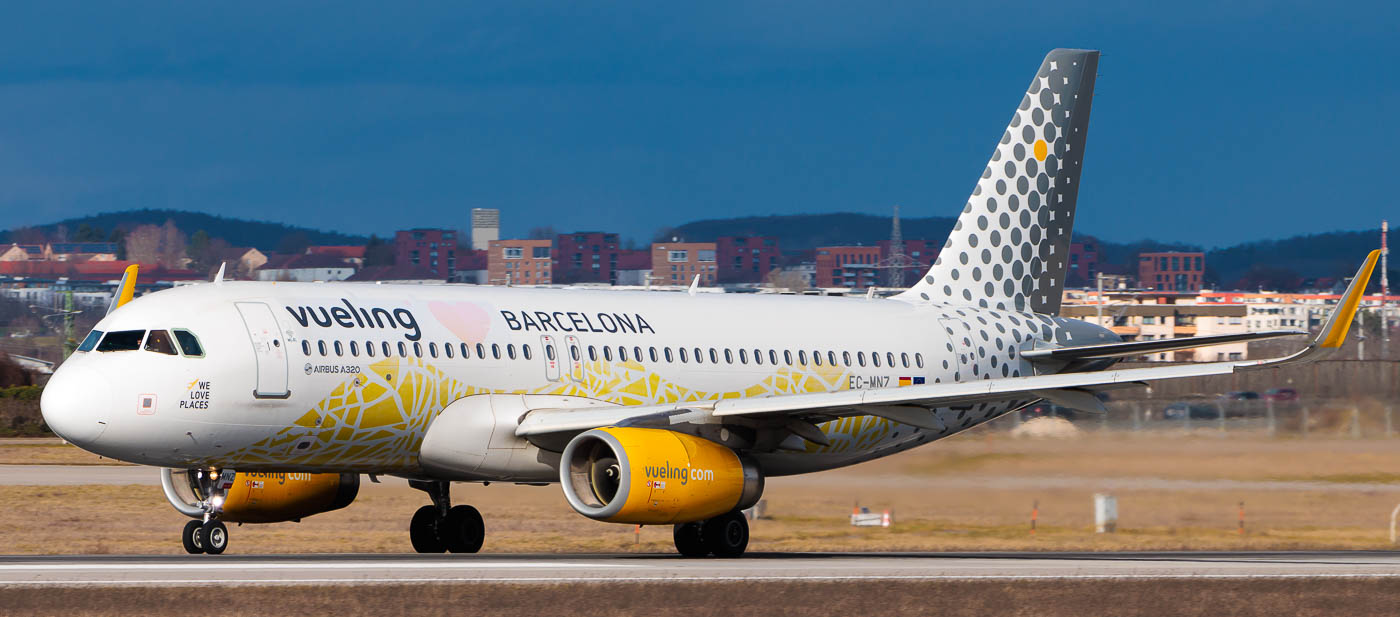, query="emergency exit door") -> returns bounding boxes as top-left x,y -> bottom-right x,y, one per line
236,302 -> 290,398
